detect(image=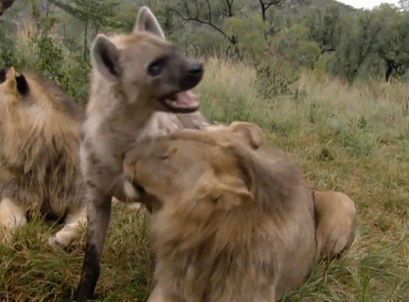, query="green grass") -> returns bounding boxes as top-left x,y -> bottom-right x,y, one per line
1,57 -> 409,301
0,207 -> 153,302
